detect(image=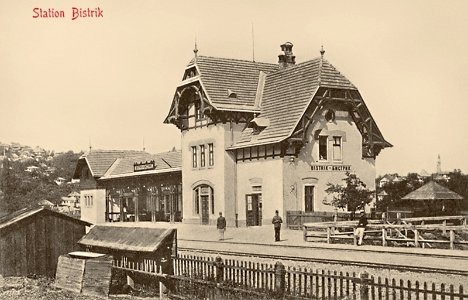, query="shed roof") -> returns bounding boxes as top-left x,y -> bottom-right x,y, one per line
78,225 -> 176,252
0,206 -> 91,231
402,181 -> 464,201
